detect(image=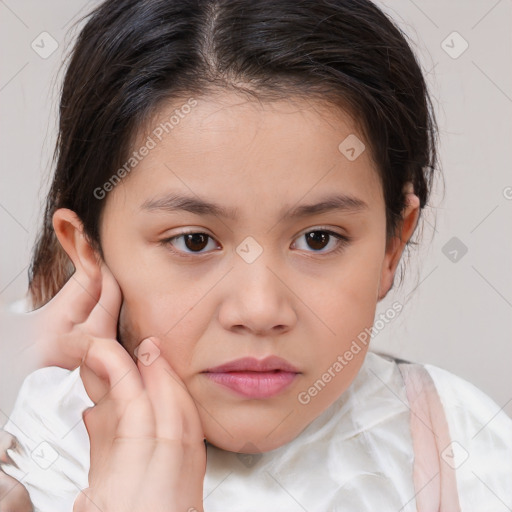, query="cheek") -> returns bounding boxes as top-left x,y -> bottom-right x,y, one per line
295,254 -> 382,413
310,246 -> 383,344
116,275 -> 211,373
